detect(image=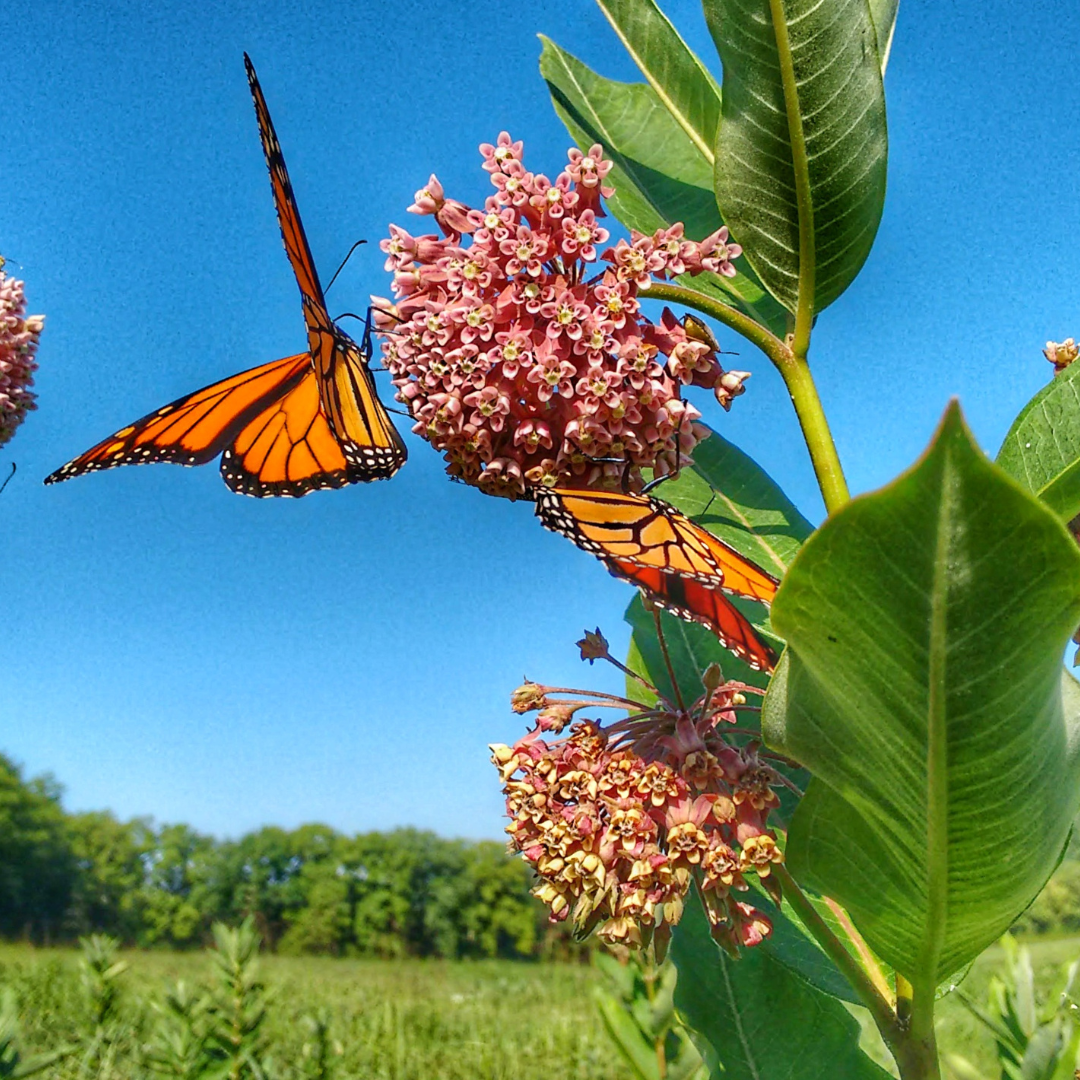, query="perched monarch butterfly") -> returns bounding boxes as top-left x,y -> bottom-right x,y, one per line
45,54 -> 405,497
534,487 -> 779,671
